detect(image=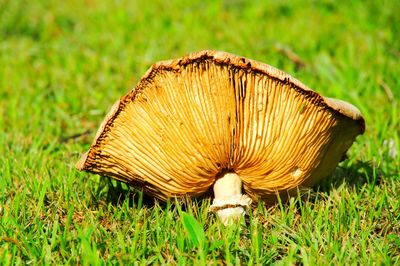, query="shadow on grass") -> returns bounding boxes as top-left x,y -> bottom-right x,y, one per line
92,175 -> 215,212
90,176 -> 157,208
316,160 -> 383,194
